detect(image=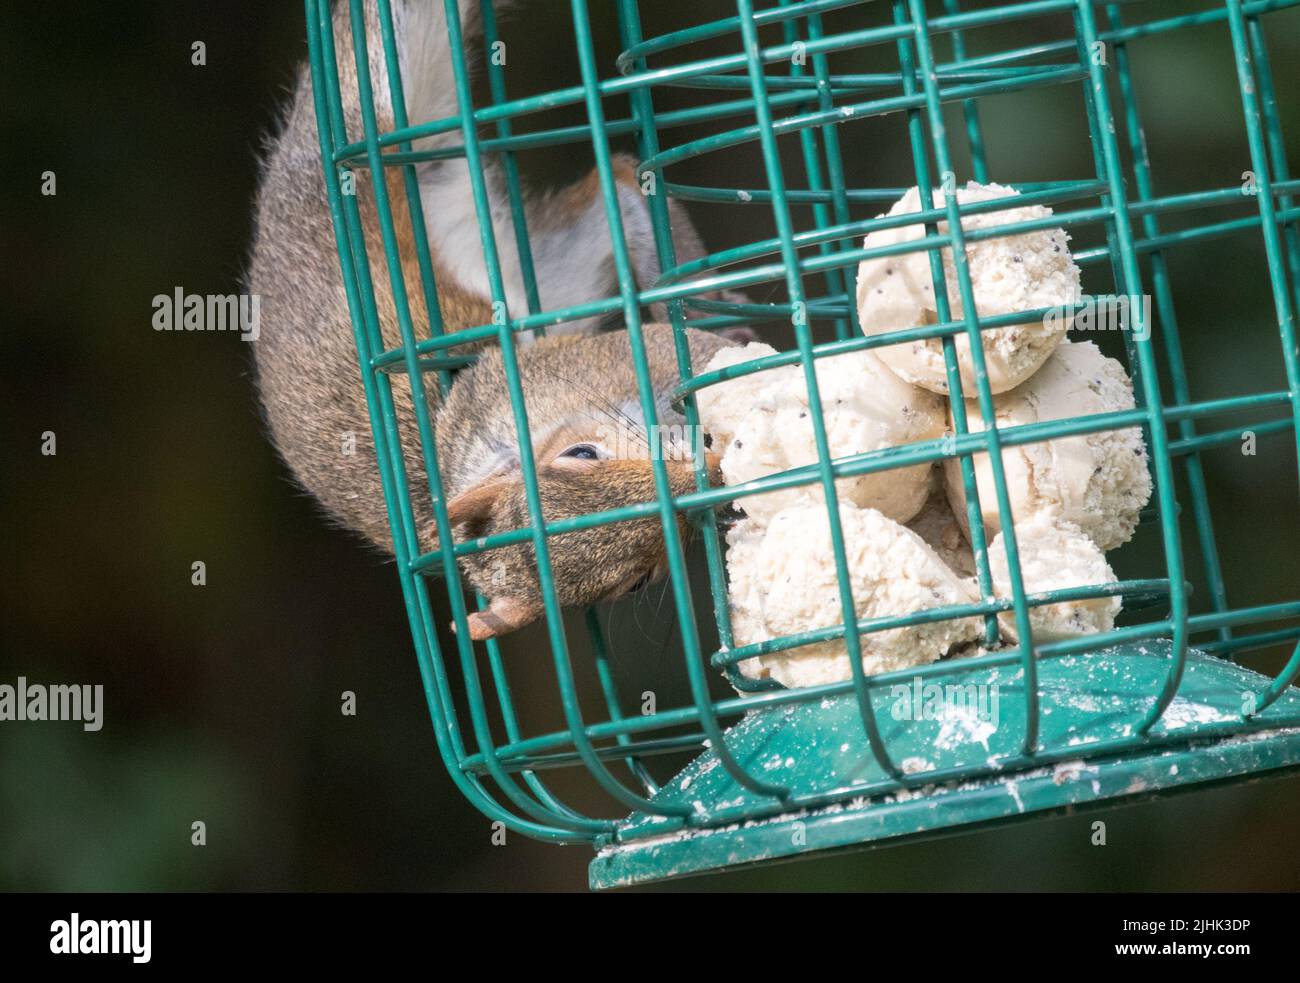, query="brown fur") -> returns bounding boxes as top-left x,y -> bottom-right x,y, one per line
436,325 -> 732,635
249,1 -> 484,551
